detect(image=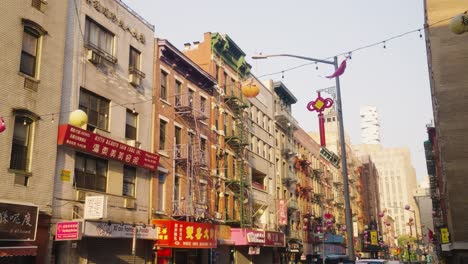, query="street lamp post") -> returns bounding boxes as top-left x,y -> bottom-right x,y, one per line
252,54 -> 355,261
